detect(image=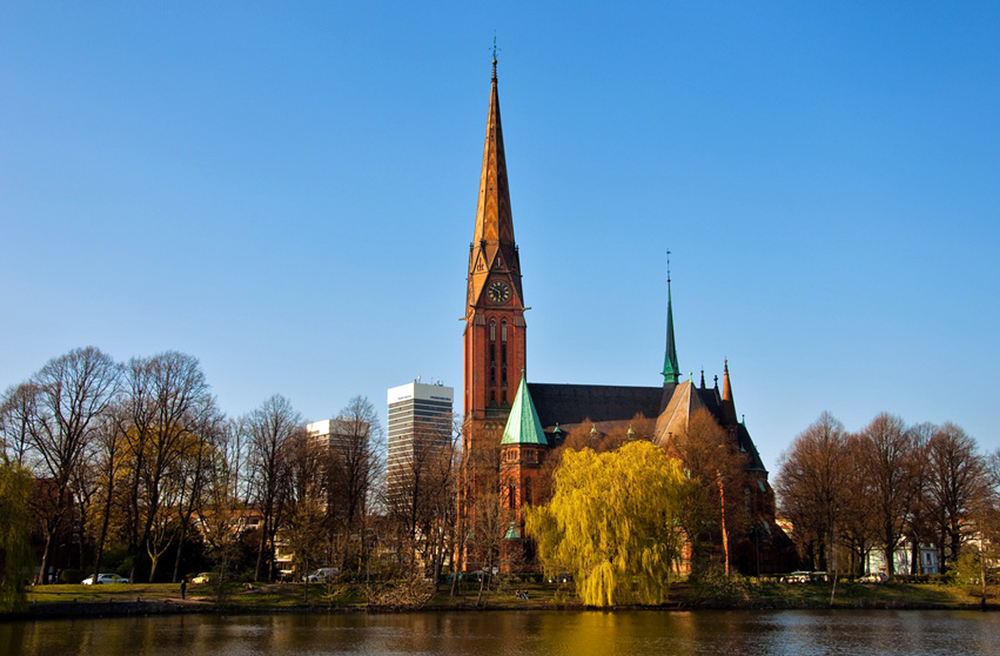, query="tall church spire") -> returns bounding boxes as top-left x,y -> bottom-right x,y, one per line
722,359 -> 733,401
662,253 -> 680,384
467,55 -> 521,310
463,57 -> 527,424
720,359 -> 738,425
